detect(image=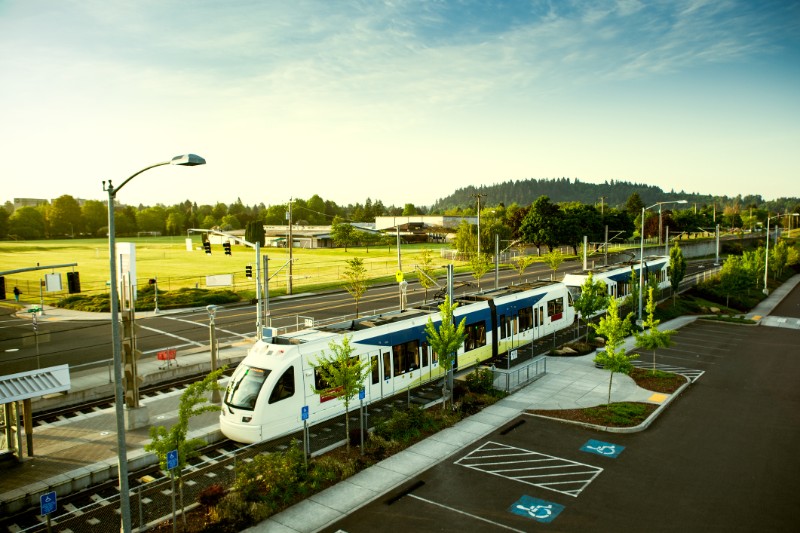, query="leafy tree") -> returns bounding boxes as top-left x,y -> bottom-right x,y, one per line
718,255 -> 749,307
741,247 -> 766,290
312,336 -> 374,451
573,272 -> 609,341
331,217 -> 357,251
453,219 -> 476,254
512,250 -> 535,281
520,196 -> 561,254
48,195 -> 83,237
591,298 -> 636,405
200,214 -> 217,229
668,242 -> 687,305
145,368 -> 225,526
560,202 -> 602,255
625,192 -> 645,219
0,208 -> 8,239
470,252 -> 492,289
136,205 -> 166,233
115,205 -> 138,235
8,206 -> 45,239
402,203 -> 419,216
165,210 -> 186,236
424,295 -> 466,410
343,257 -> 368,317
416,249 -> 437,303
635,287 -> 676,373
770,240 -> 790,279
542,249 -> 564,280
